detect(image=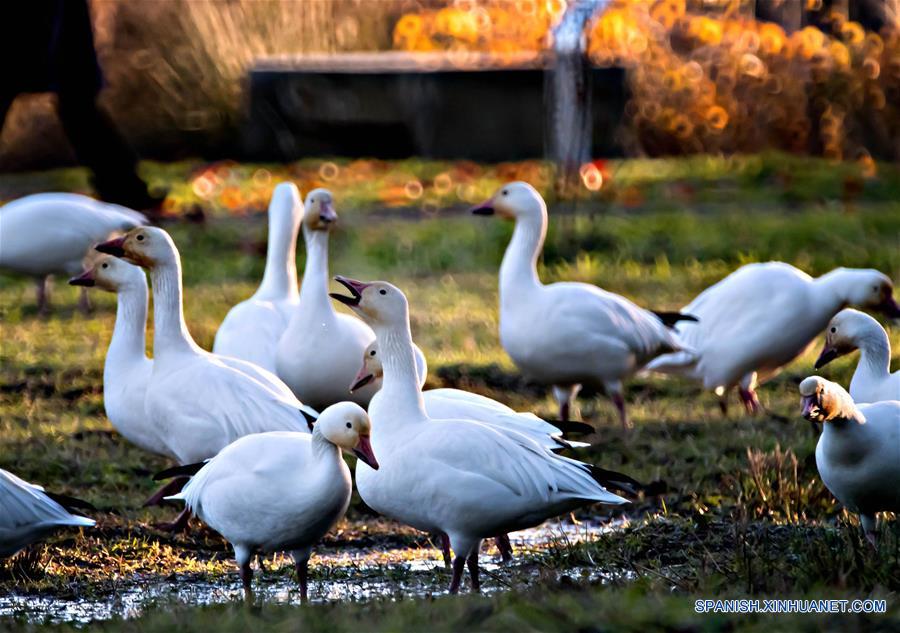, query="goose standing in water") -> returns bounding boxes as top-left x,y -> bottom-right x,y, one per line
0,193 -> 146,314
815,309 -> 899,403
167,402 -> 379,602
95,227 -> 317,530
69,256 -> 166,457
472,182 -> 694,430
0,469 -> 95,558
331,276 -> 633,593
213,183 -> 302,372
276,189 -> 377,409
799,376 -> 900,546
647,263 -> 899,413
